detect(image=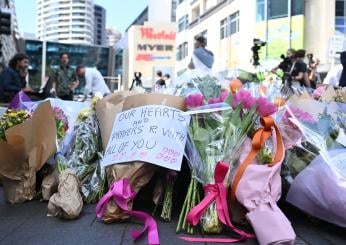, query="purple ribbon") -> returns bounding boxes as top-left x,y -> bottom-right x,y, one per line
95,178 -> 160,245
